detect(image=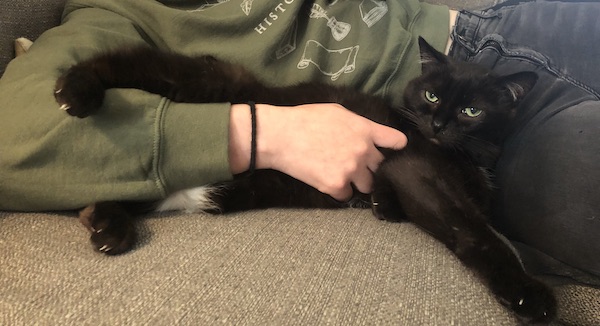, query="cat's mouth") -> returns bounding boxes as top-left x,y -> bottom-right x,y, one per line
428,137 -> 441,145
